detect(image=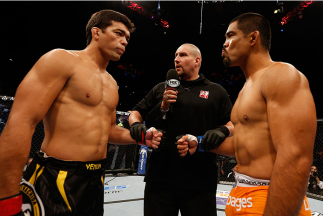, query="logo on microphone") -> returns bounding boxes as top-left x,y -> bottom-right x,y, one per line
166,79 -> 180,88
